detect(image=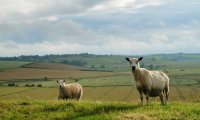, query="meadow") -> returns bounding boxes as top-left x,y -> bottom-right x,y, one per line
0,61 -> 31,70
1,100 -> 200,120
1,54 -> 200,119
